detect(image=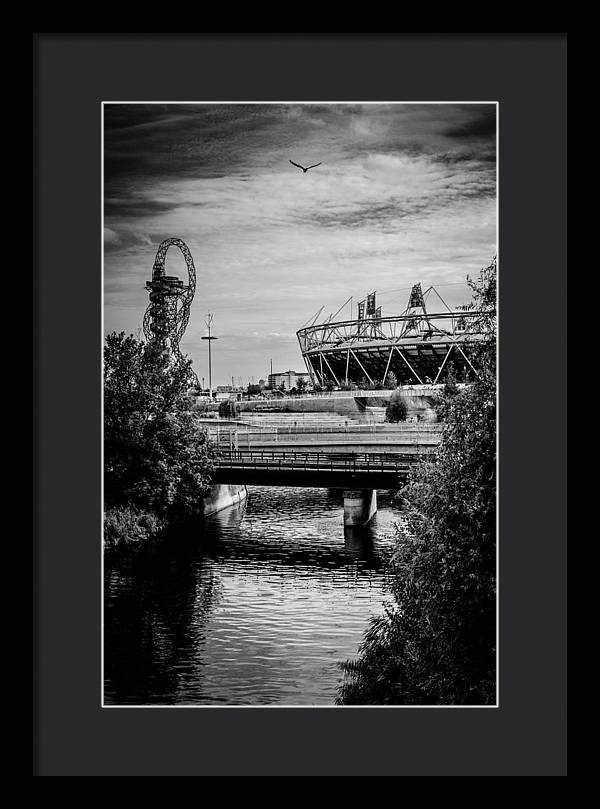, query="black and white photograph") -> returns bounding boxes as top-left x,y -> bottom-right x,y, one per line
102,102 -> 498,707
